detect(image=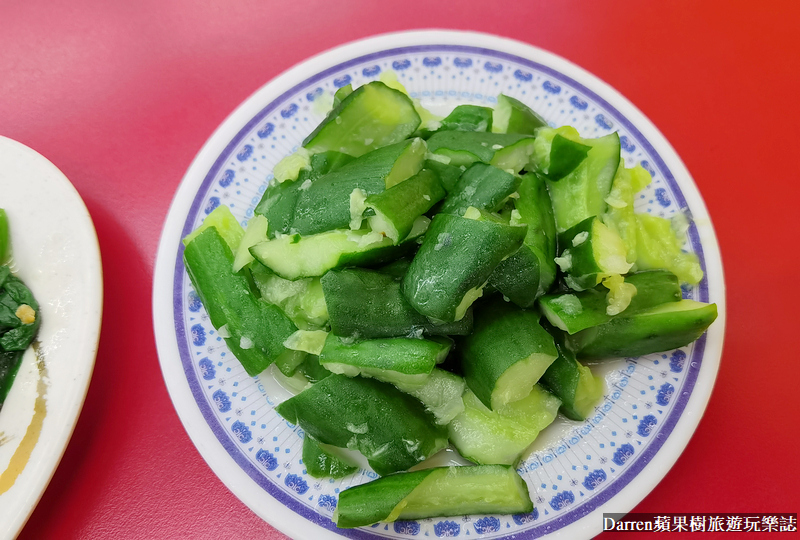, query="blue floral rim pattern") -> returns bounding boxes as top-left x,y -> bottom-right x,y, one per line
171,43 -> 709,539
